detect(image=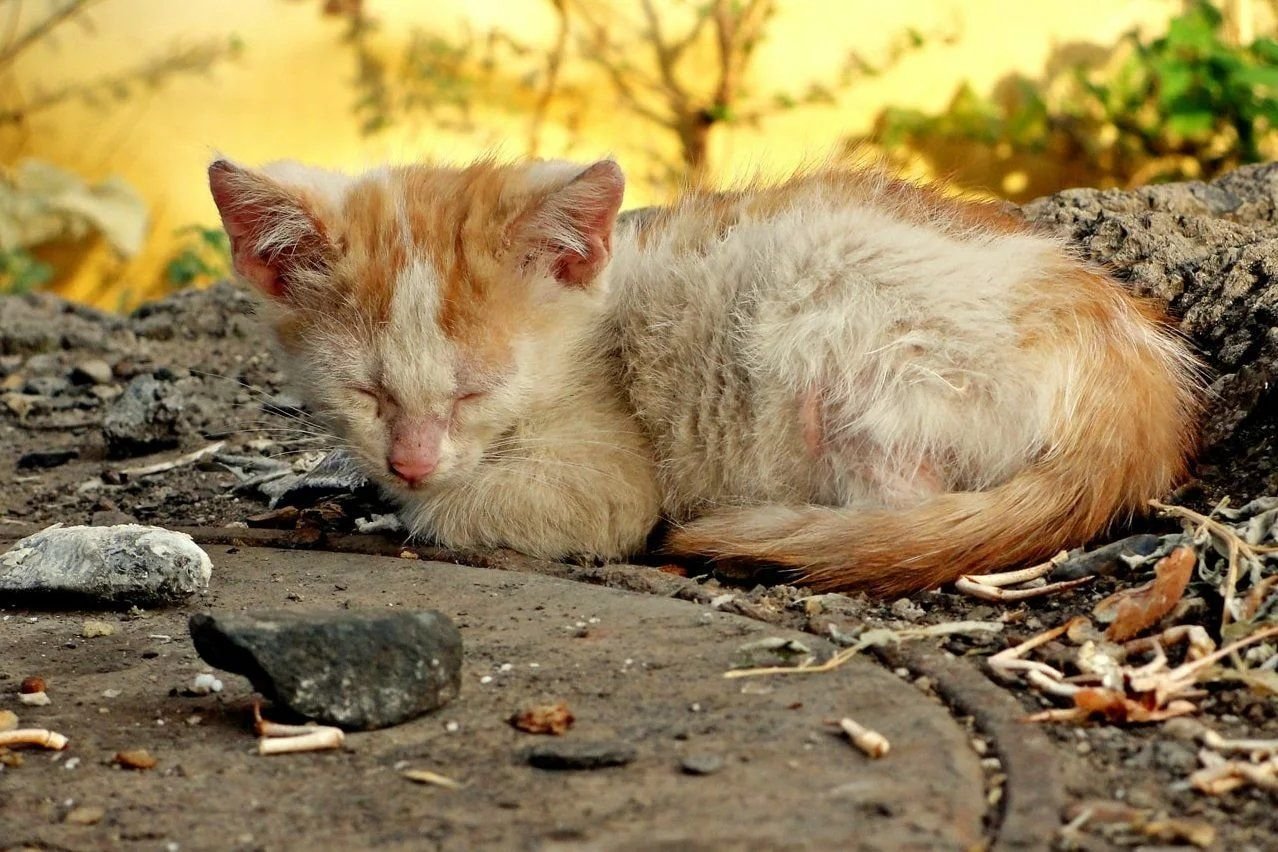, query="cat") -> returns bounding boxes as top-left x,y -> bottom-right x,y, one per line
208,156 -> 1201,595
